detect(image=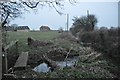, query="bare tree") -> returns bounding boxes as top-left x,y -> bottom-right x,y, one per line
0,0 -> 76,45
0,0 -> 78,29
71,14 -> 98,36
0,0 -> 77,75
0,0 -> 64,28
